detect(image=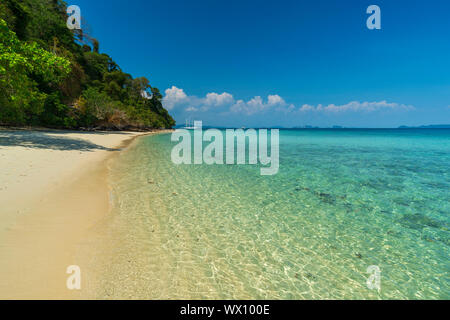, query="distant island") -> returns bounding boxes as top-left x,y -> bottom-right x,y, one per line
398,125 -> 450,129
